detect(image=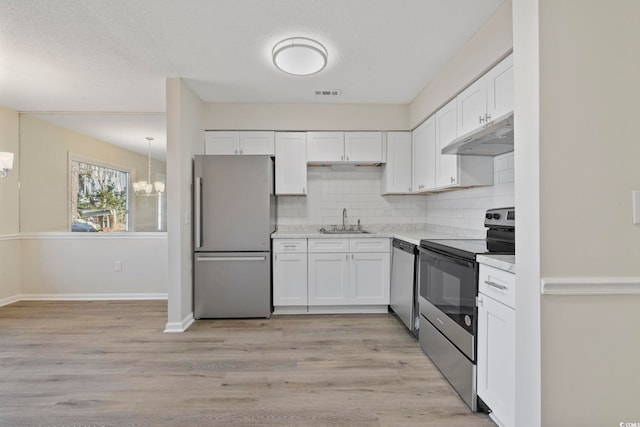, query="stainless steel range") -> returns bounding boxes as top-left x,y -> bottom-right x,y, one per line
417,207 -> 515,411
